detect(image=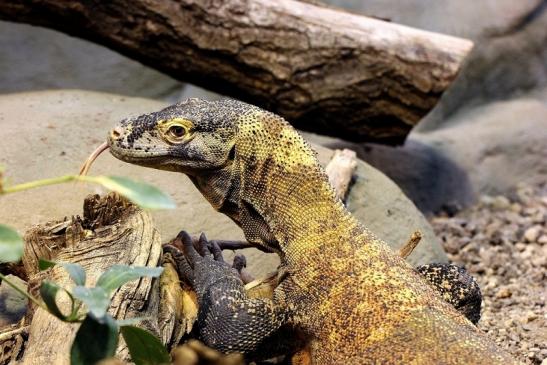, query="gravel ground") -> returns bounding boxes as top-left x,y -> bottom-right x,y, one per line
430,184 -> 547,365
